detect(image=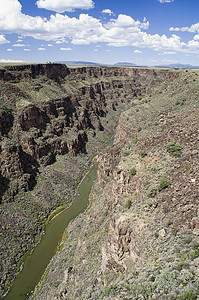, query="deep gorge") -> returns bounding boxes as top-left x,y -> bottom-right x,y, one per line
0,64 -> 198,299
